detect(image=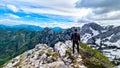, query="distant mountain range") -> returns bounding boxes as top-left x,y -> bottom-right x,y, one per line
0,24 -> 63,32
0,23 -> 120,67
